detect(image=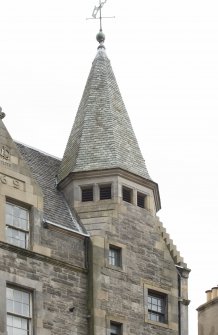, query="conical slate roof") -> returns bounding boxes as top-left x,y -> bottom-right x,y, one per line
58,45 -> 151,183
